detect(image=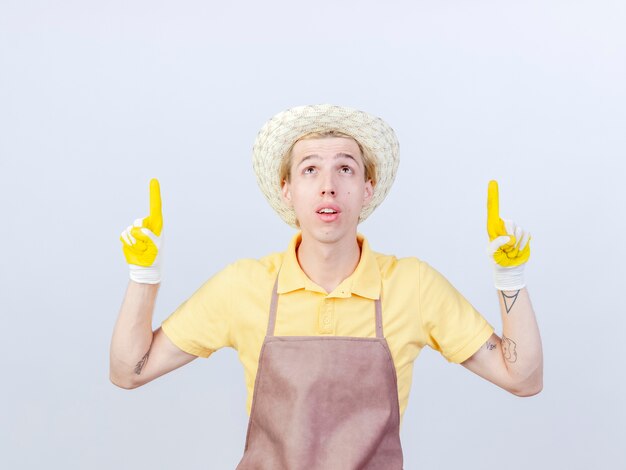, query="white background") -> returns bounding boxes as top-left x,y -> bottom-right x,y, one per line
1,1 -> 625,469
